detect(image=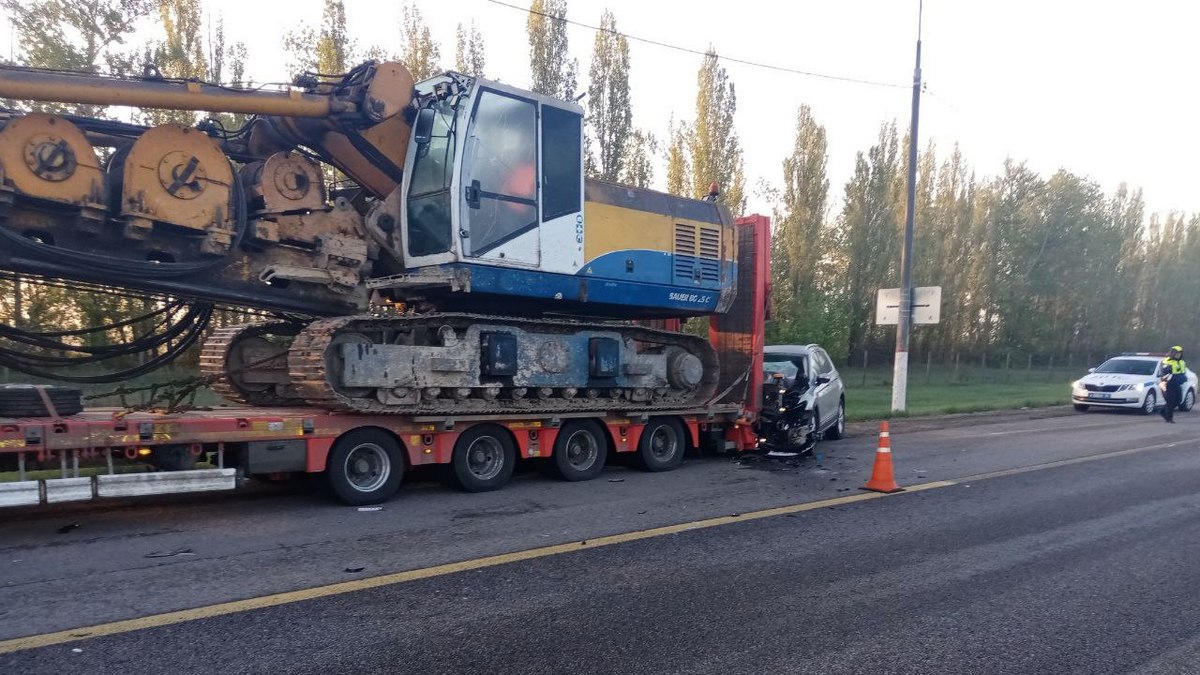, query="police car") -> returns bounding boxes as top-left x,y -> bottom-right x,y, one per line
1071,353 -> 1197,414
